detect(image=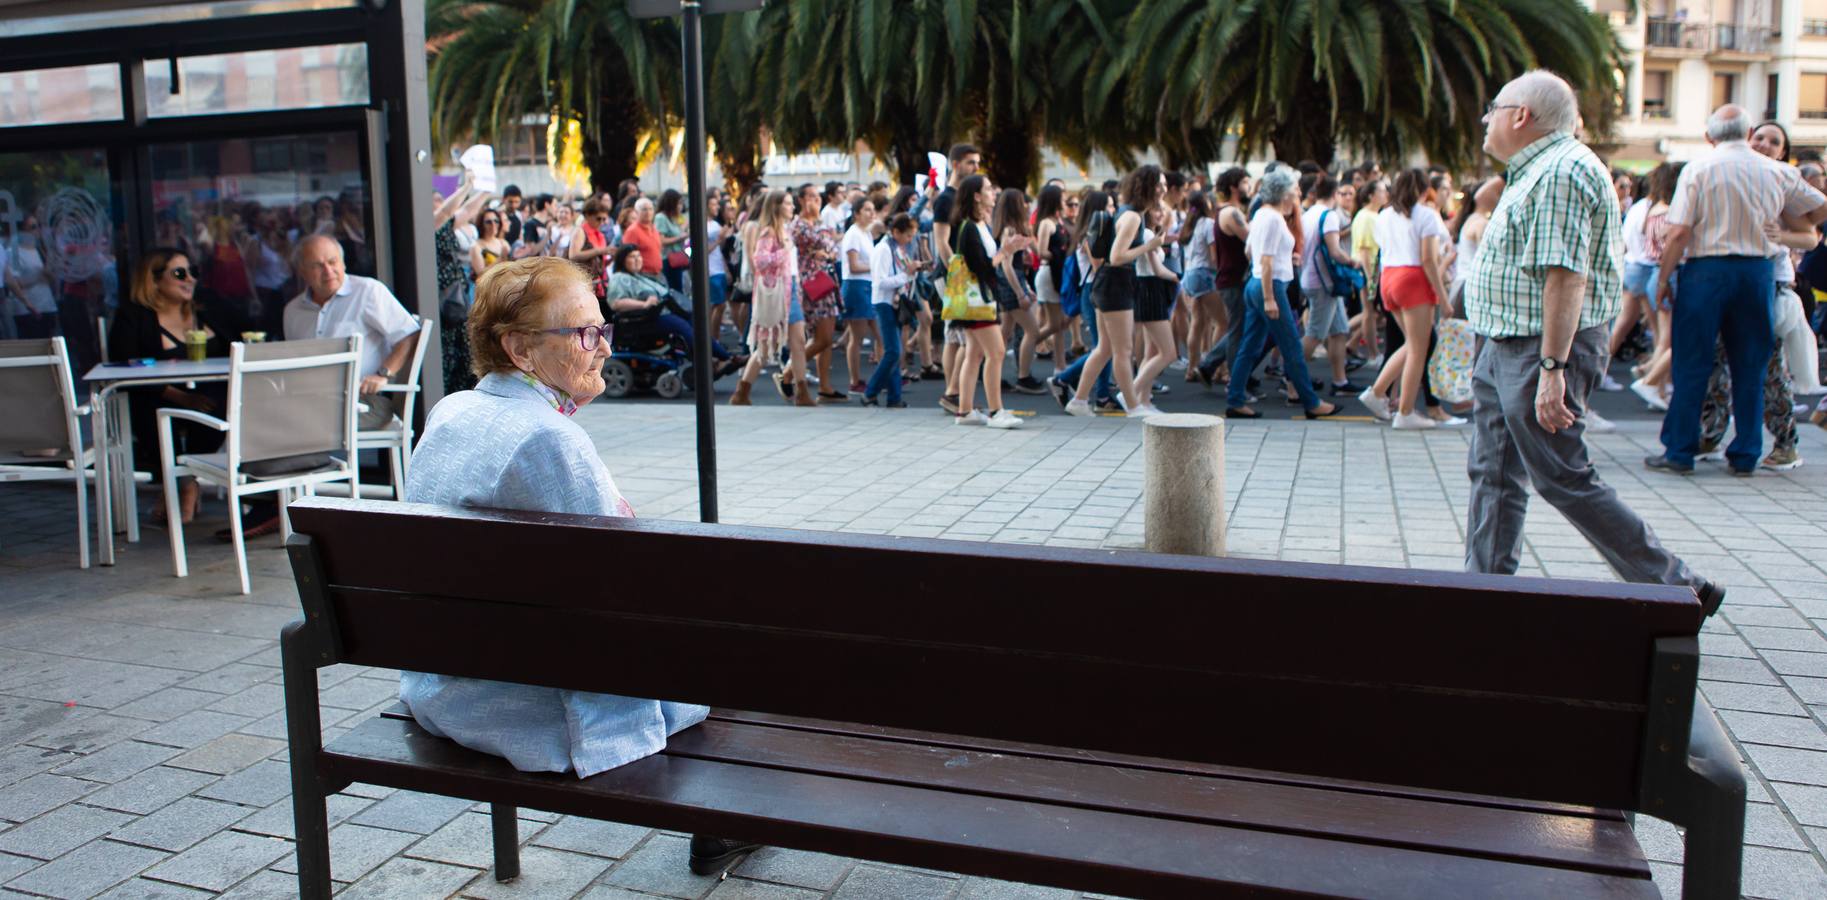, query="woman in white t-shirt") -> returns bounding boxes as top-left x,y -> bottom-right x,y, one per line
838,199 -> 880,396
1362,169 -> 1453,430
1222,169 -> 1339,419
